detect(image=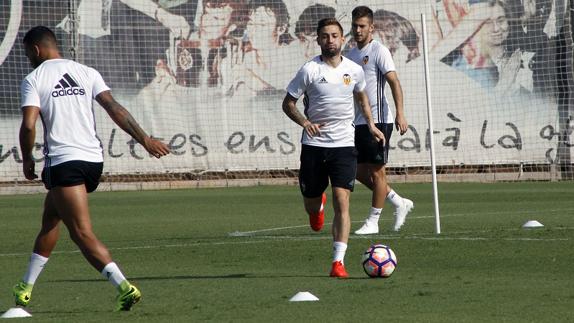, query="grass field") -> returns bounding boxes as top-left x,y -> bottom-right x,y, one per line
0,182 -> 573,322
